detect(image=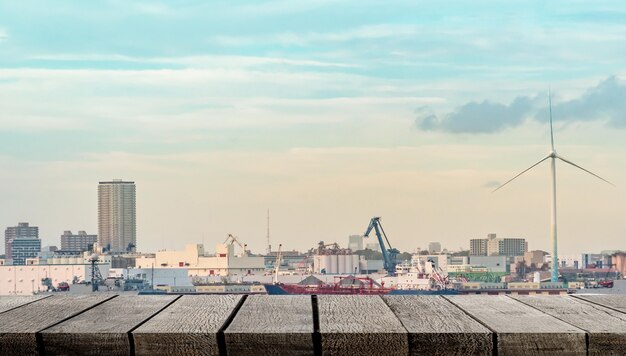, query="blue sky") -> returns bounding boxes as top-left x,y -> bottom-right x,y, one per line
1,1 -> 625,254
